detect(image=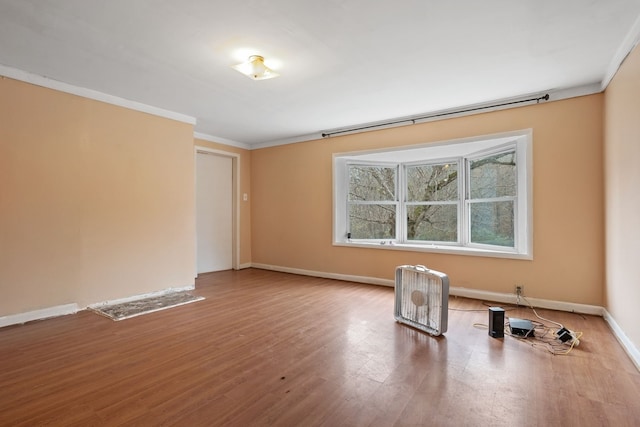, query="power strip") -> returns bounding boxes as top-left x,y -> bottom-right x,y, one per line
557,327 -> 580,346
